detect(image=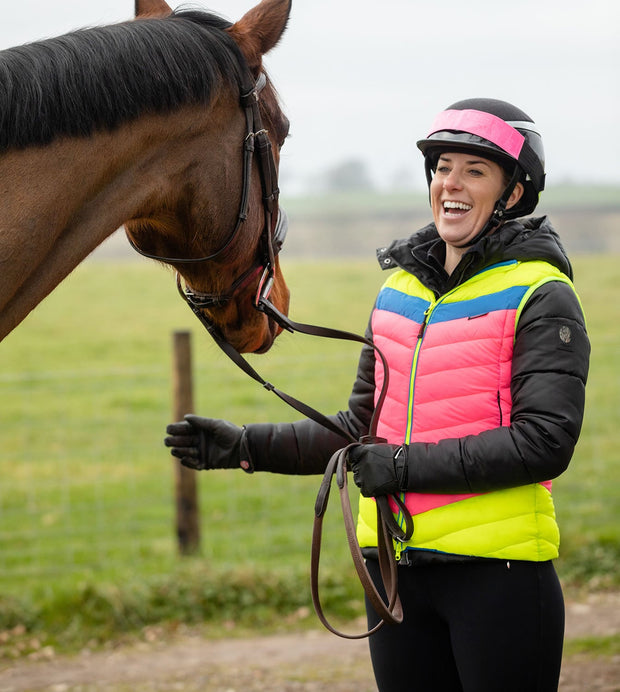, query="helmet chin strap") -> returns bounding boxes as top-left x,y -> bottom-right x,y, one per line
461,164 -> 522,247
424,158 -> 523,249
